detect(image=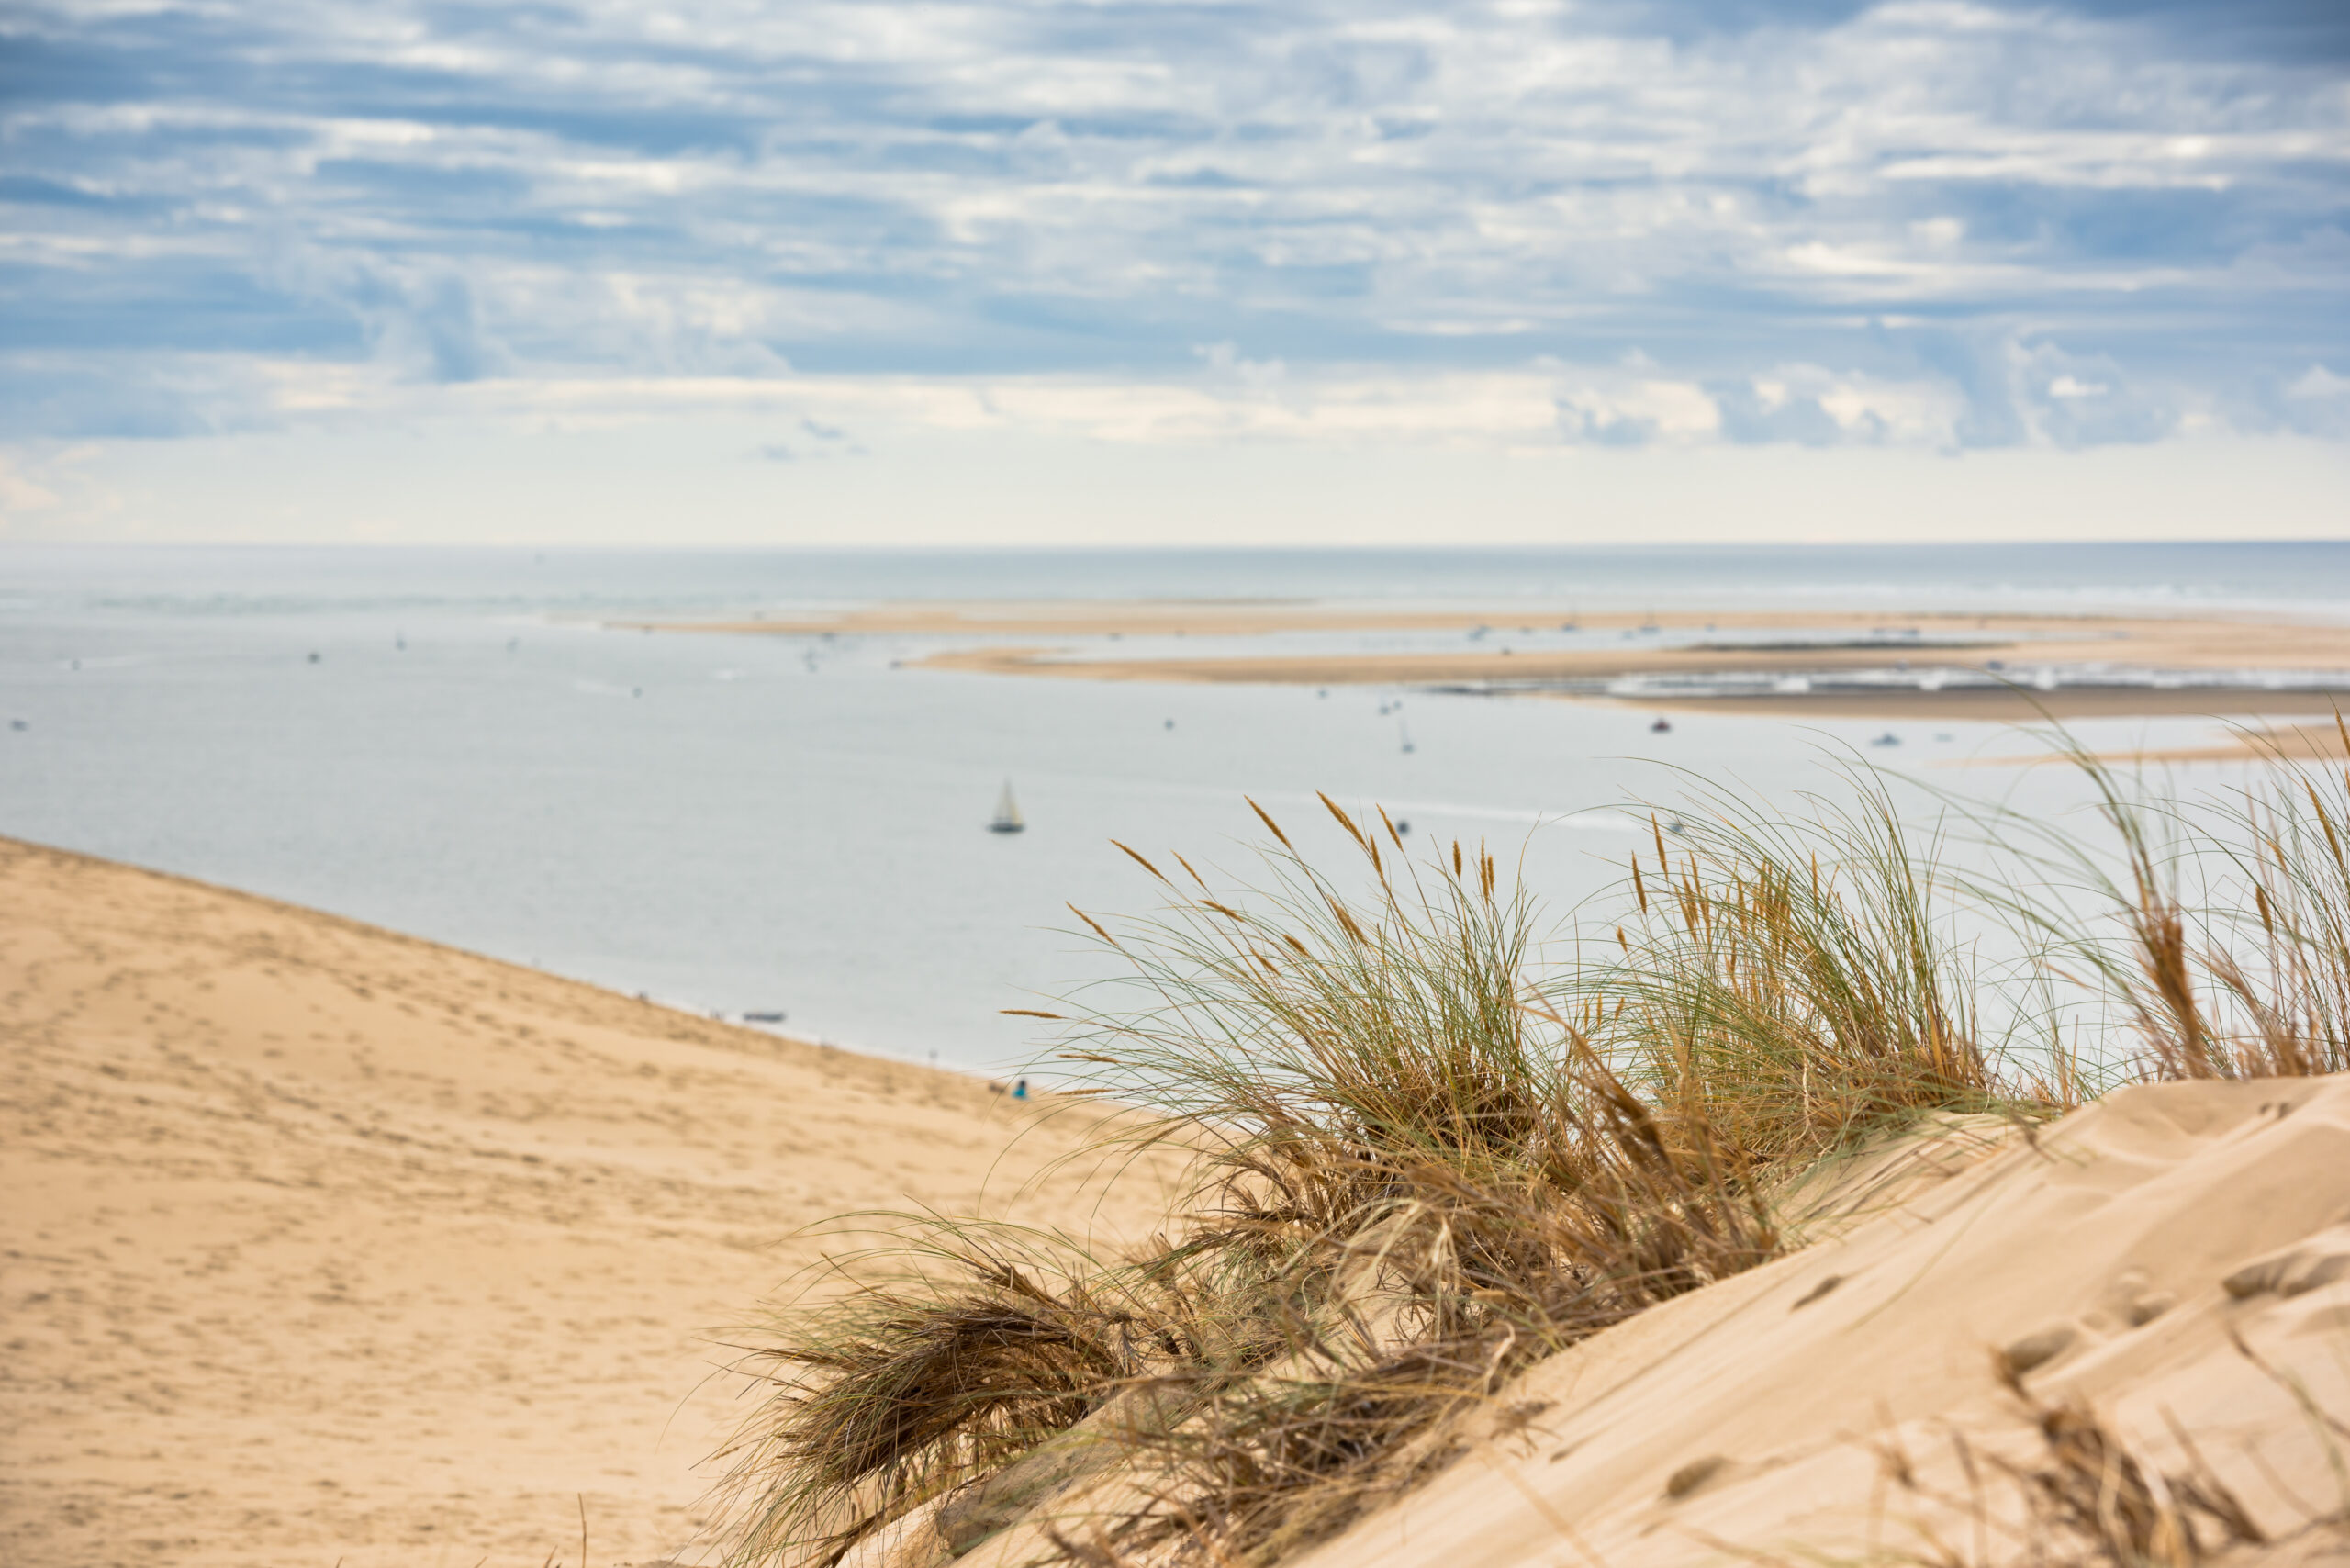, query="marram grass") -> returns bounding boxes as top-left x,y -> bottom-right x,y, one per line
714,744 -> 2350,1568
